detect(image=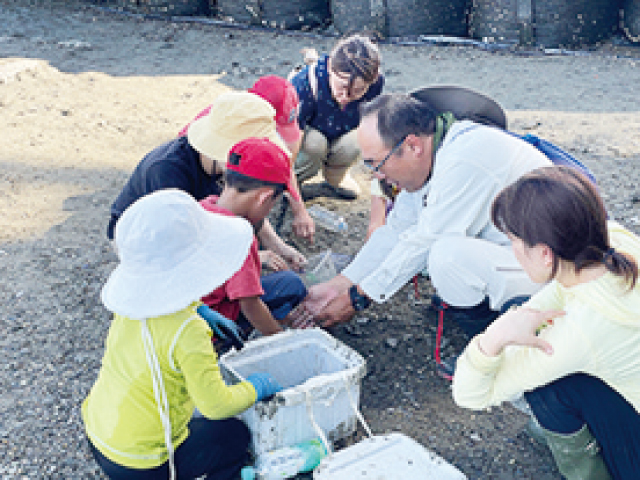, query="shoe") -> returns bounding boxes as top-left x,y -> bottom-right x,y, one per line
541,424 -> 612,479
431,295 -> 500,339
325,182 -> 358,200
300,182 -> 357,202
436,354 -> 458,381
